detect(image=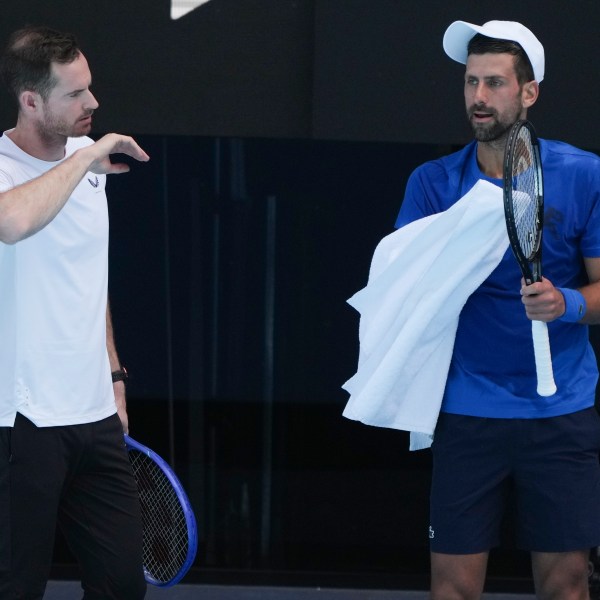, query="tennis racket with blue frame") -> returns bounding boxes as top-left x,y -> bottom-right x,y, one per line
124,434 -> 198,587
